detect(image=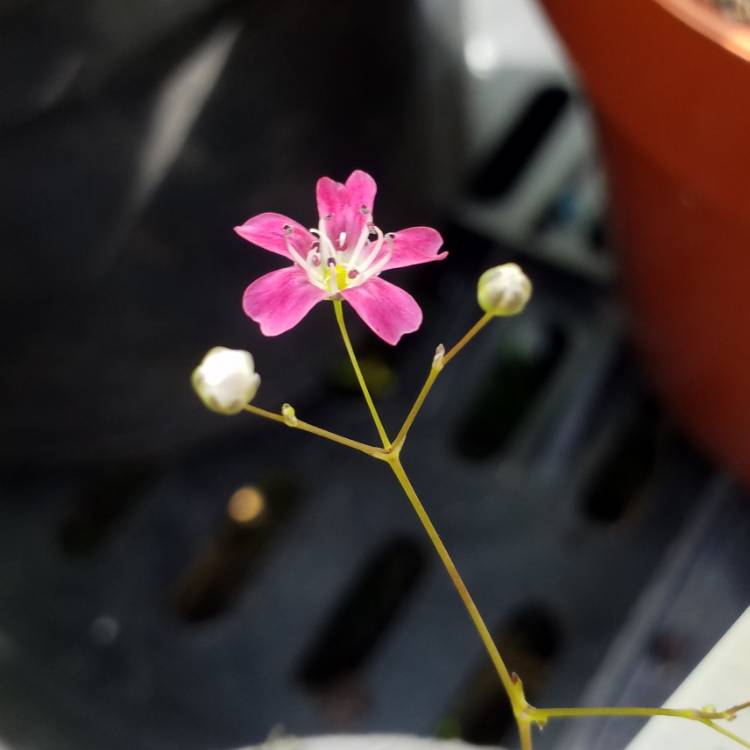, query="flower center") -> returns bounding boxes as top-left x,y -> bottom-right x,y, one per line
284,214 -> 394,296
